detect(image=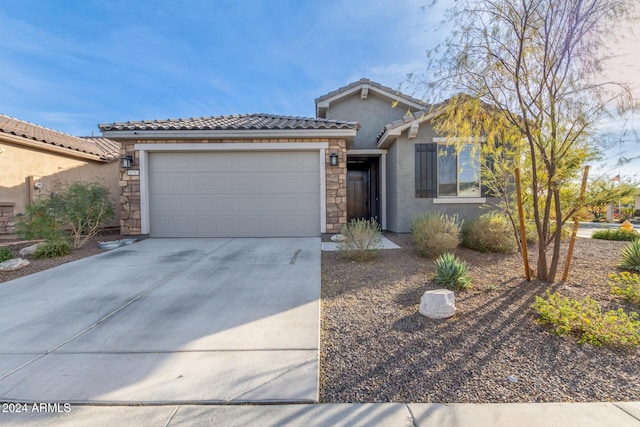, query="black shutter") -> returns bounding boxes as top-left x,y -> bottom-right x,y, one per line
415,143 -> 437,198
